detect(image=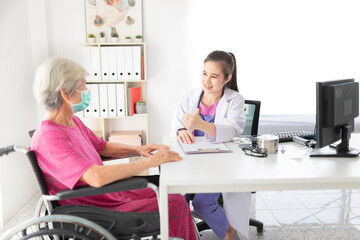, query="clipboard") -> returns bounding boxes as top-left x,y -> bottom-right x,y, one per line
178,136 -> 232,154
